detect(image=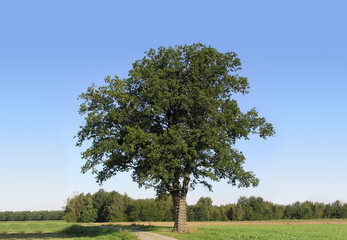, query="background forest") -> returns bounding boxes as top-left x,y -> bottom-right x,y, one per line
1,190 -> 346,222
